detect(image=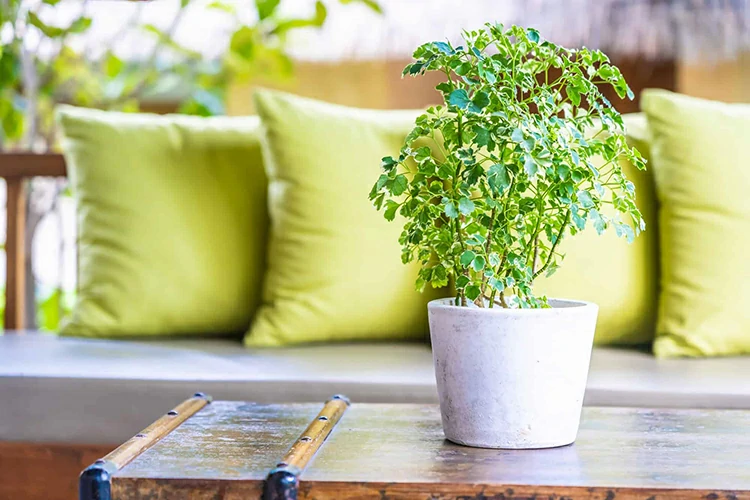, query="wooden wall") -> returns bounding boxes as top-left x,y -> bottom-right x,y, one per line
678,52 -> 750,102
229,54 -> 750,114
0,442 -> 114,500
227,57 -> 678,115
